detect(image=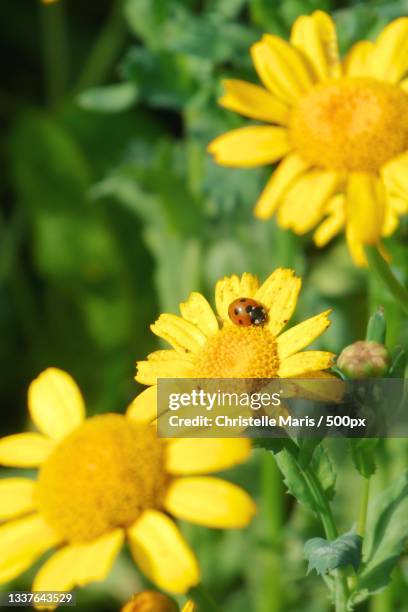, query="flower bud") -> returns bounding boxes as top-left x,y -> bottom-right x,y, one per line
337,341 -> 390,378
122,591 -> 178,612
